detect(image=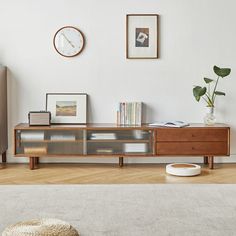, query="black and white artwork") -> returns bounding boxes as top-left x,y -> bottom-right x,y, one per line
135,28 -> 149,47
127,14 -> 158,59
